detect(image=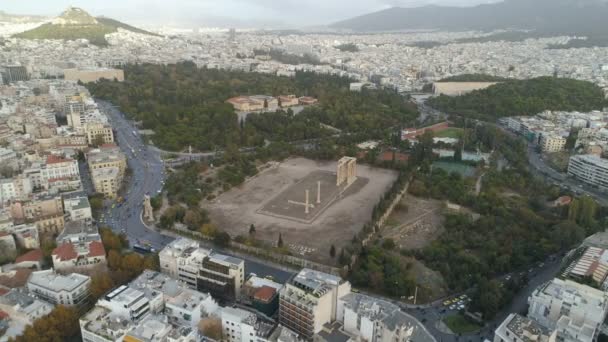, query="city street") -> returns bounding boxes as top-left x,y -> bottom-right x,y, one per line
93,100 -> 294,283
526,145 -> 608,206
